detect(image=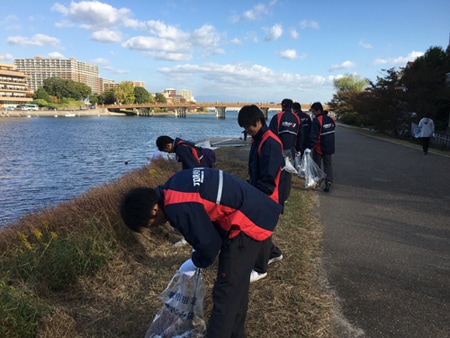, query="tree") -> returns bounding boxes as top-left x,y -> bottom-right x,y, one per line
113,81 -> 135,104
401,46 -> 450,130
42,77 -> 91,102
154,92 -> 166,103
98,89 -> 115,105
34,88 -> 51,102
134,86 -> 153,104
365,68 -> 408,135
328,74 -> 369,120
